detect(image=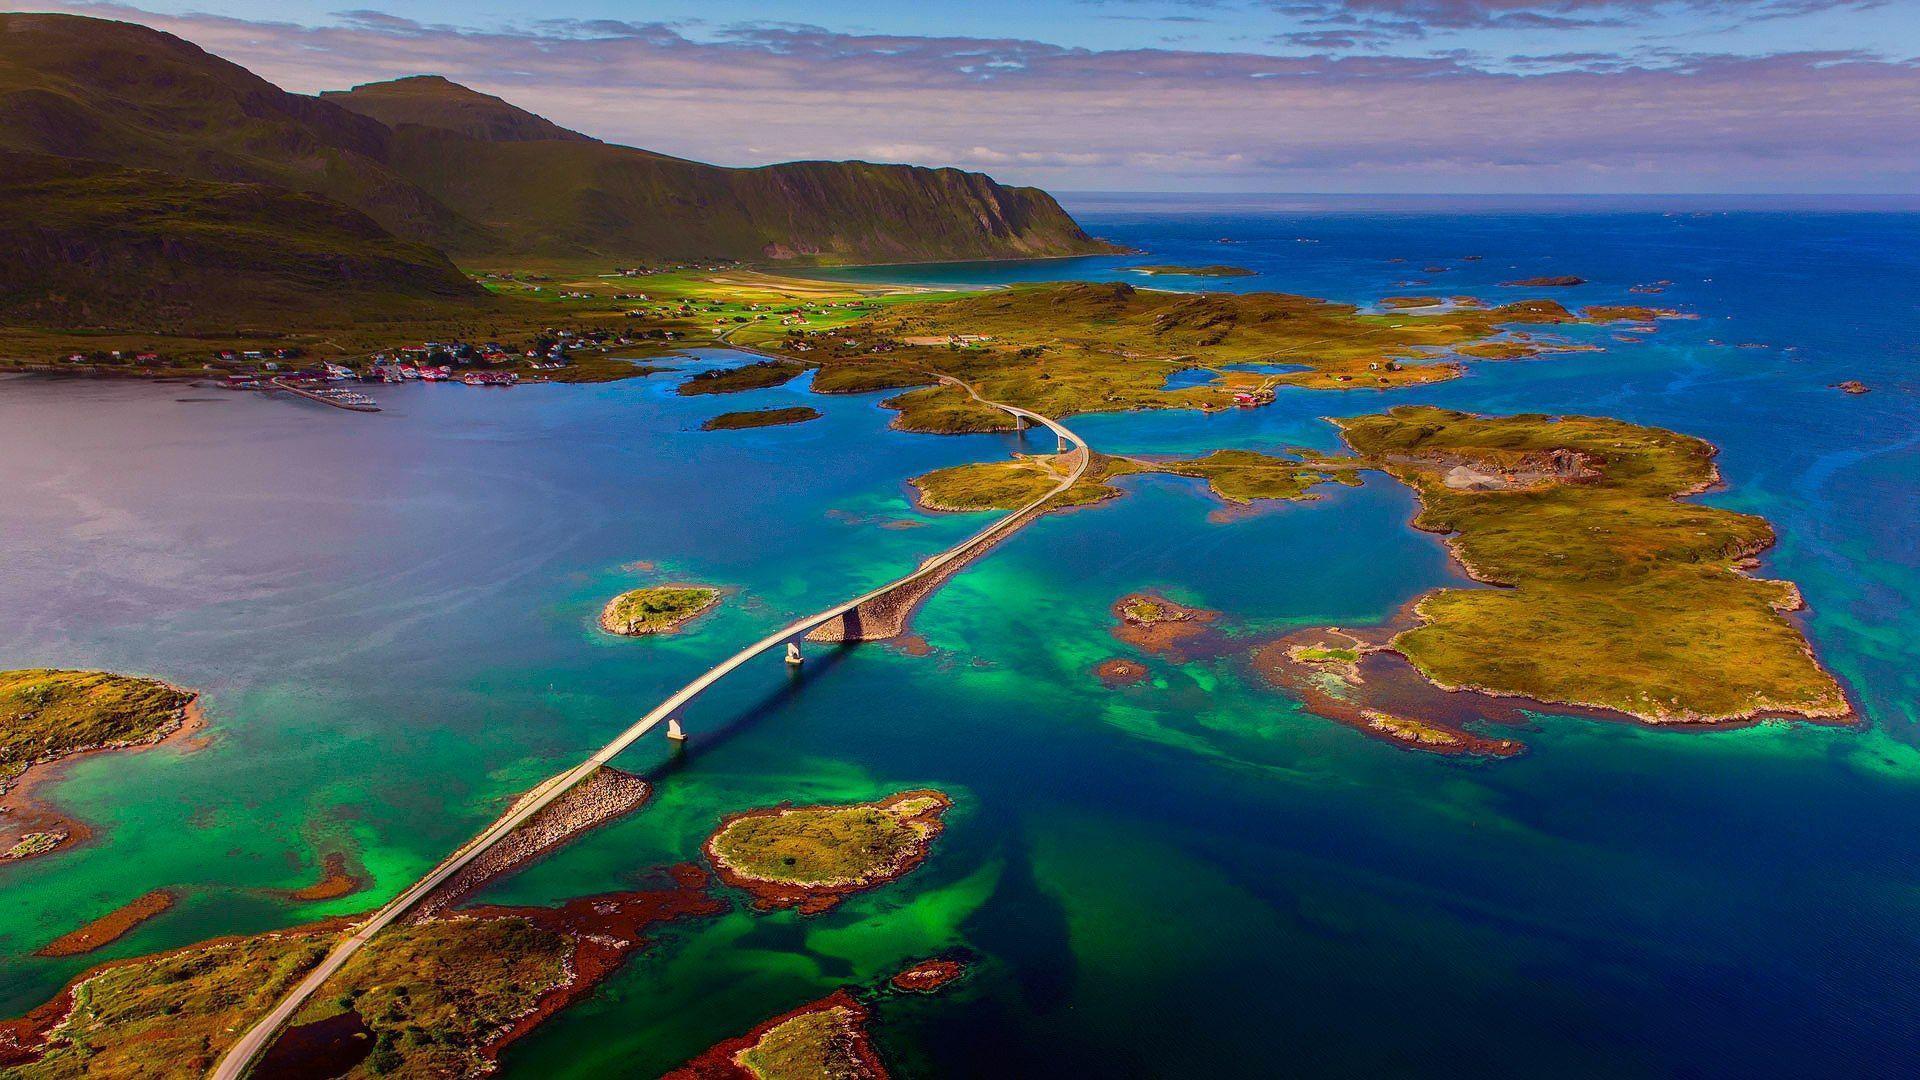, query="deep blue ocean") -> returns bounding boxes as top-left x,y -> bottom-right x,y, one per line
2,194 -> 1918,1077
